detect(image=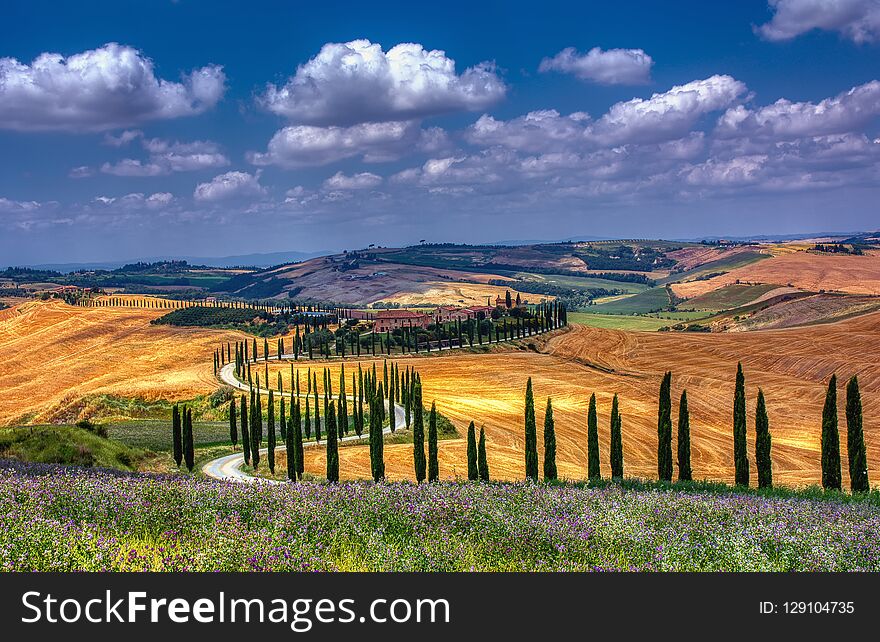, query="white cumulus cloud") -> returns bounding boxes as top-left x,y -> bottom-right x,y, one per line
539,47 -> 654,85
716,80 -> 880,140
0,43 -> 225,132
586,75 -> 748,145
322,171 -> 383,190
248,121 -> 448,168
260,39 -> 505,125
194,171 -> 266,202
756,0 -> 880,43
